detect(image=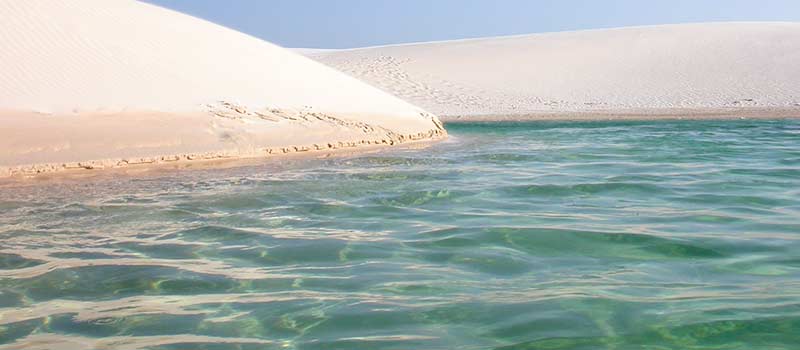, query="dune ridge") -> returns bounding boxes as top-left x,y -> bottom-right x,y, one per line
0,0 -> 445,178
307,22 -> 800,120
